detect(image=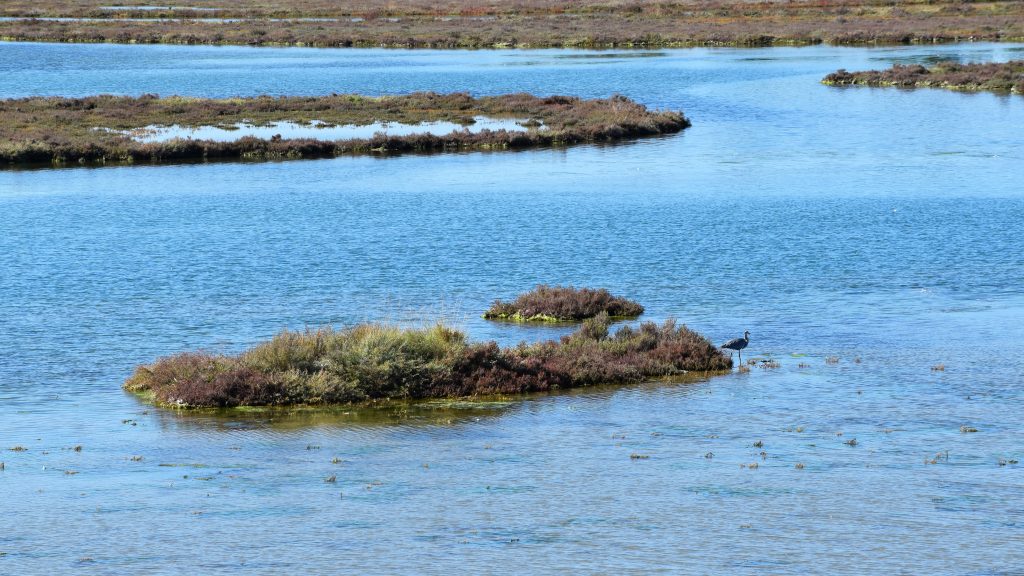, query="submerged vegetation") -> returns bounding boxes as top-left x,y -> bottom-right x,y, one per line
823,60 -> 1024,93
1,0 -> 1023,48
0,92 -> 688,168
483,285 -> 644,322
124,314 -> 731,408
